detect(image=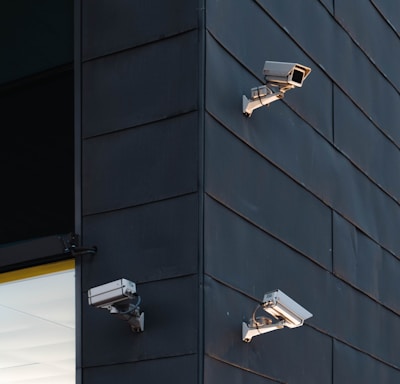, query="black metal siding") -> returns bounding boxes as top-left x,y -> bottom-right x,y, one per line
77,0 -> 400,383
204,0 -> 400,383
79,1 -> 200,382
